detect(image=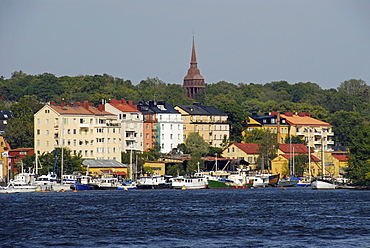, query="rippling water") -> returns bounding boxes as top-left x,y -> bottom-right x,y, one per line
1,188 -> 369,248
